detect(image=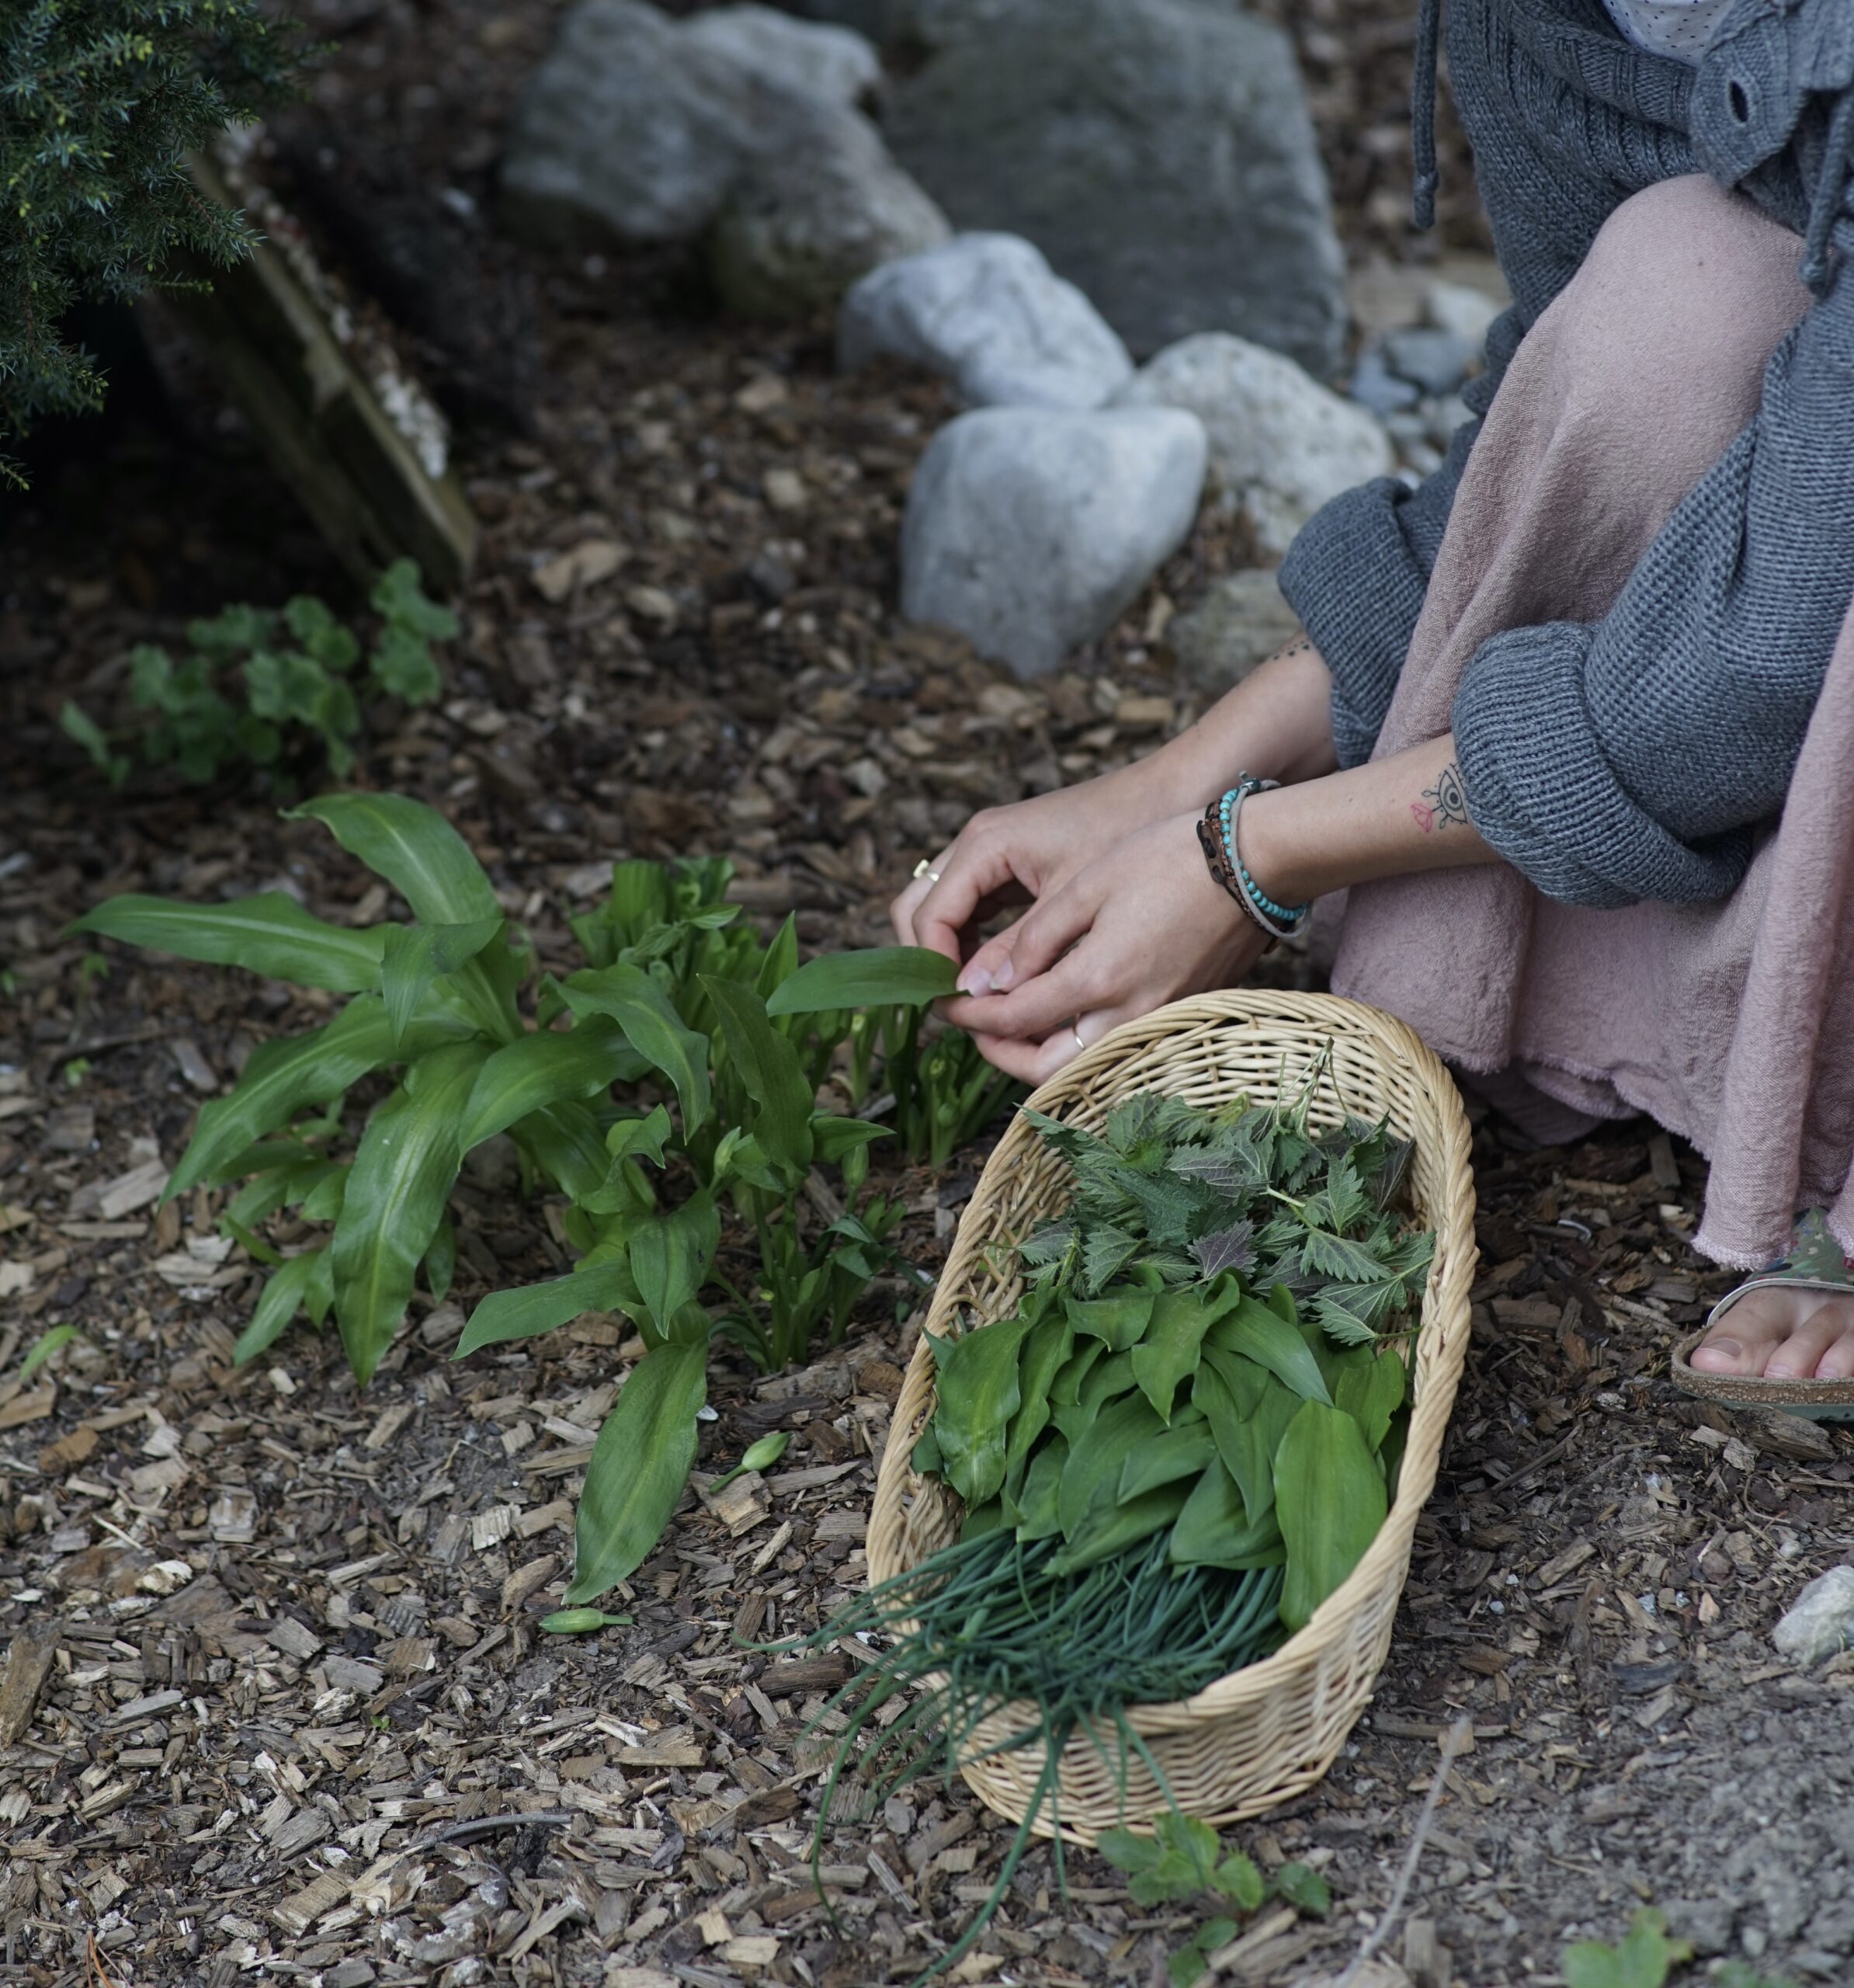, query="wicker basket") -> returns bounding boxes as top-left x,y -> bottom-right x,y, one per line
866,990 -> 1477,1842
